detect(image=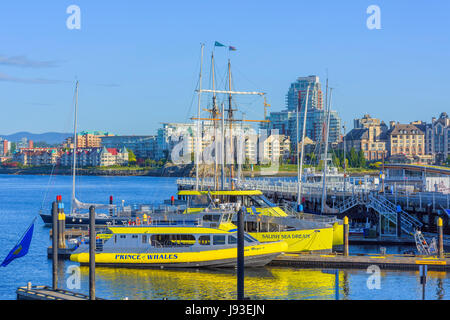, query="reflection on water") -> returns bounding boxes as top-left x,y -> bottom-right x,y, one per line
74,265 -> 344,300
1,174 -> 449,300
65,263 -> 450,300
